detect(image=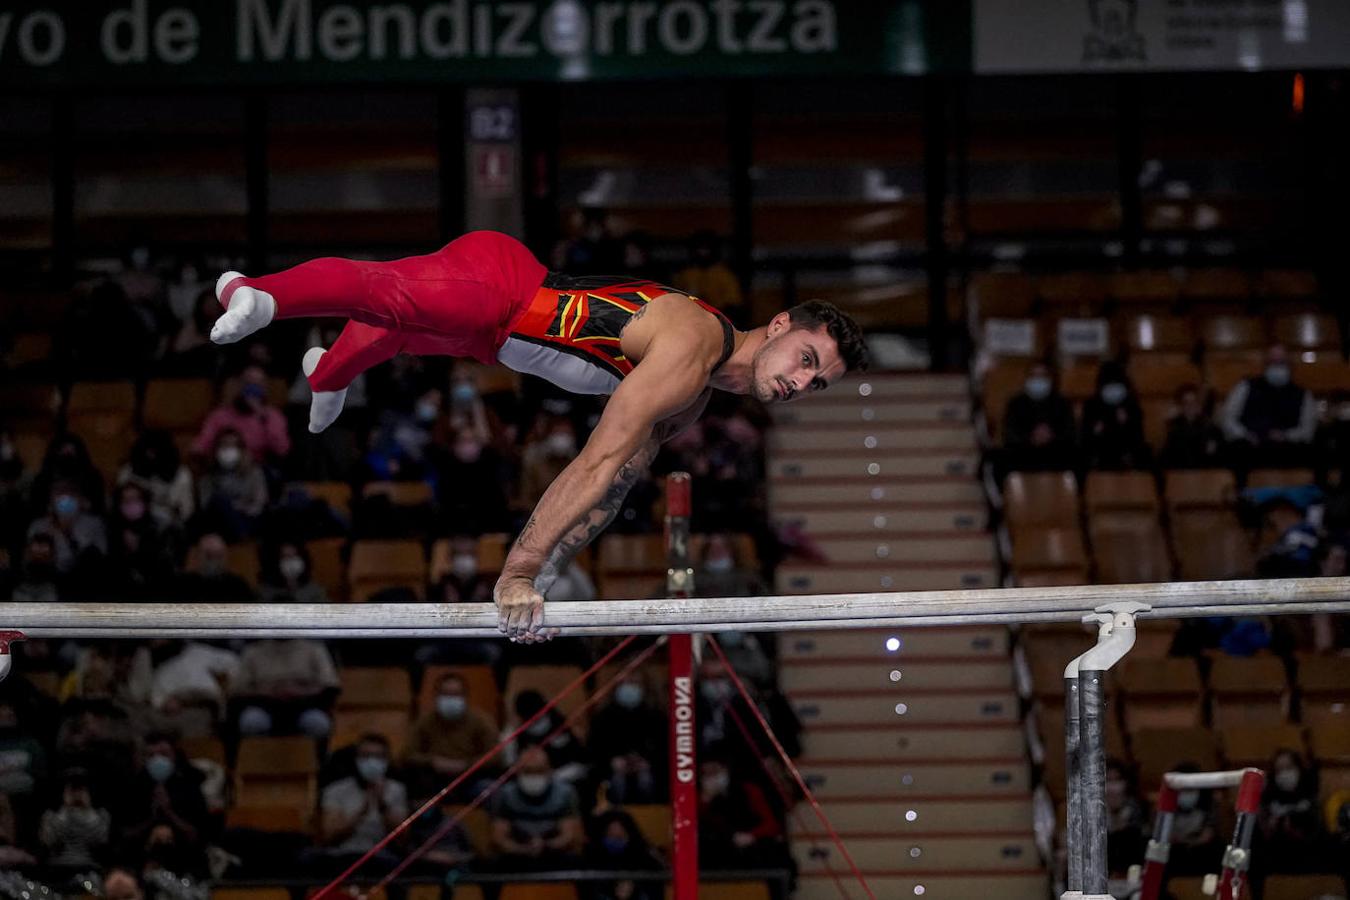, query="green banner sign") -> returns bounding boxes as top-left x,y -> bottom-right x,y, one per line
0,0 -> 936,87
